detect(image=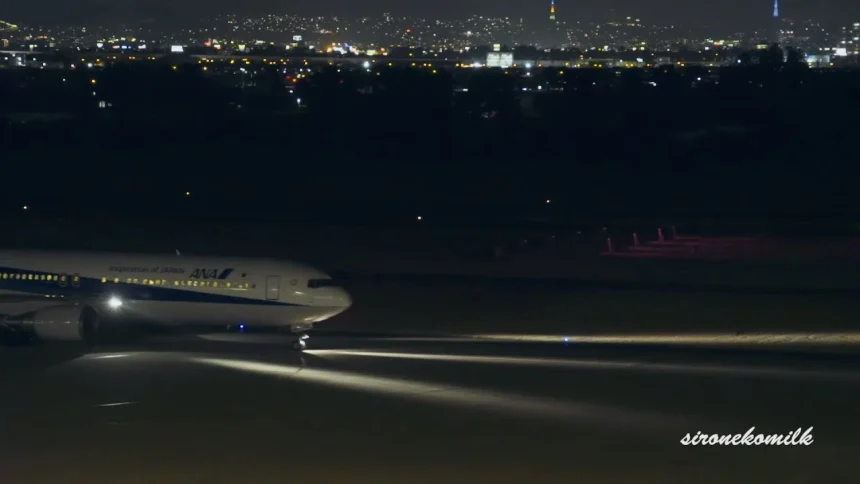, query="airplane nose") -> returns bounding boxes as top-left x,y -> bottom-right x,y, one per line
336,288 -> 353,308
